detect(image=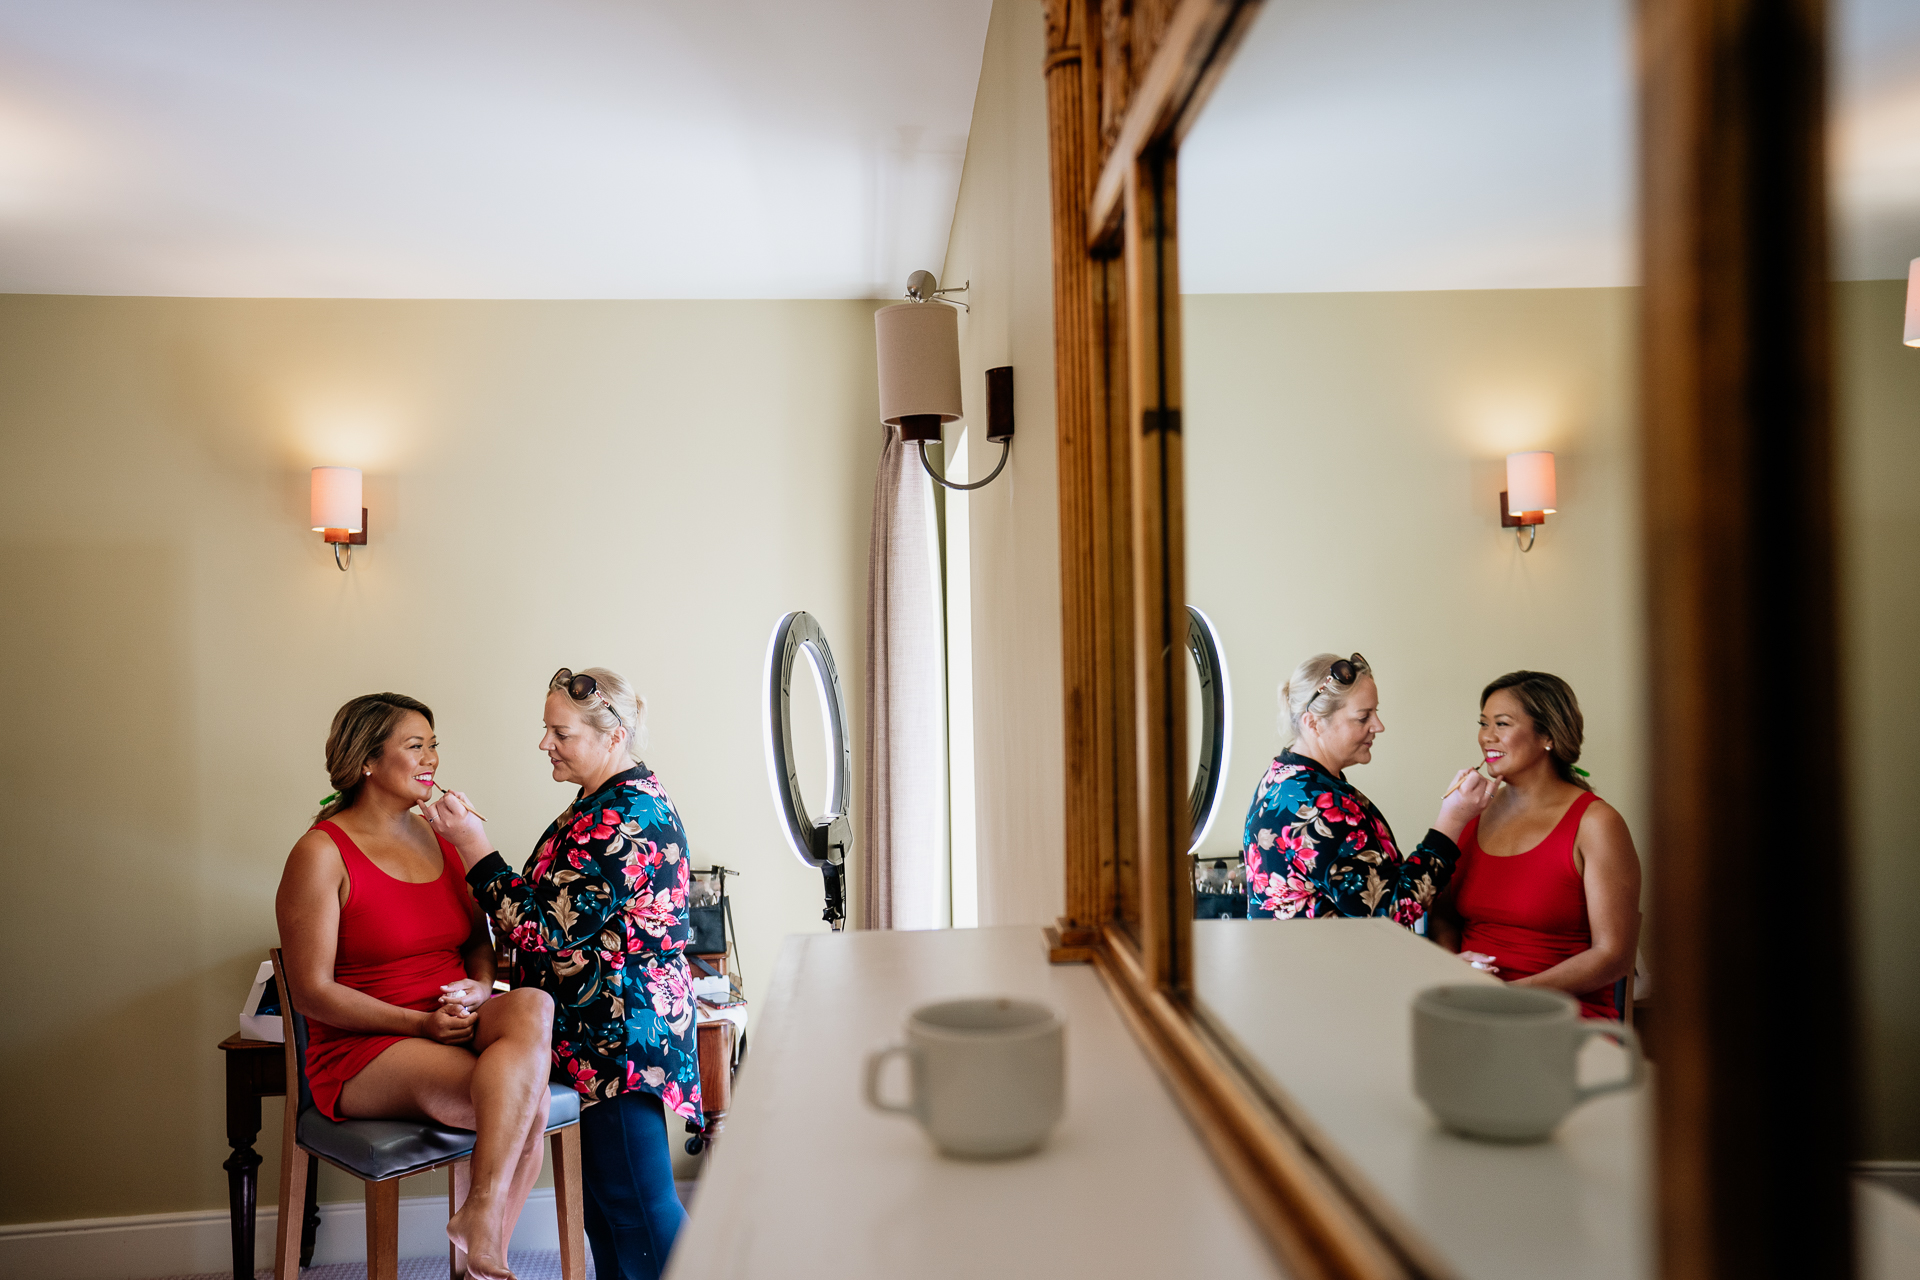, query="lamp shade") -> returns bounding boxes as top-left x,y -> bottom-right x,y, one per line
310,466 -> 363,532
1506,451 -> 1557,514
1906,257 -> 1920,348
874,302 -> 962,427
